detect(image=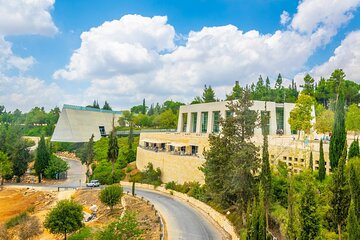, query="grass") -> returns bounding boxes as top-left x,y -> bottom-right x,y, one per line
68,227 -> 92,240
5,212 -> 28,229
